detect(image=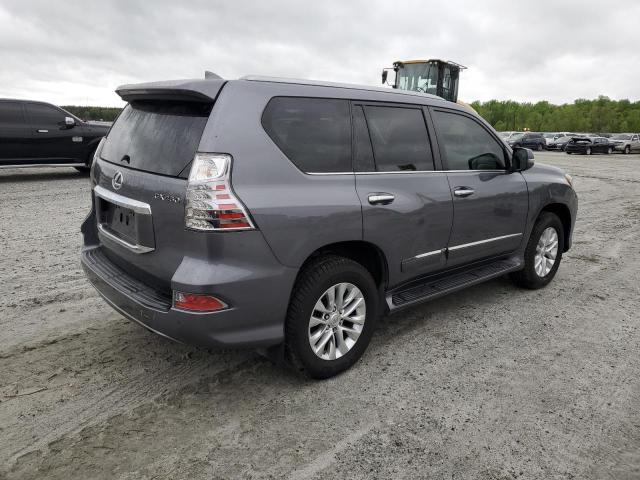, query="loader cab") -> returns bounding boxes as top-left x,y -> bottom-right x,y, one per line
382,59 -> 466,103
